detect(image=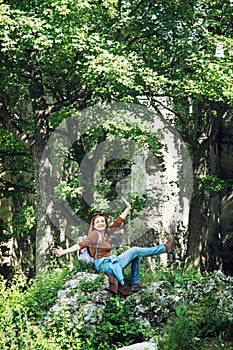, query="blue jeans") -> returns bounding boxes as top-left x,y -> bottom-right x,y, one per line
94,254 -> 125,285
95,244 -> 166,286
118,244 -> 166,285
